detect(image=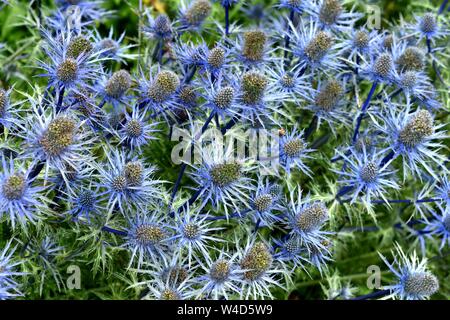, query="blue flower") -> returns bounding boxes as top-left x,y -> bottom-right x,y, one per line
200,75 -> 240,120
409,13 -> 449,43
334,147 -> 400,206
190,148 -> 254,218
249,179 -> 284,227
234,29 -> 272,67
195,251 -> 243,300
93,28 -> 136,63
422,204 -> 450,250
376,104 -> 448,180
306,0 -> 362,32
97,69 -> 133,109
94,150 -> 164,215
379,244 -> 439,300
360,50 -> 397,84
144,13 -> 174,41
277,0 -> 308,14
169,206 -> 223,267
196,44 -> 231,78
342,28 -> 382,61
0,87 -> 21,129
55,0 -> 111,22
288,18 -> 343,74
138,66 -> 180,118
0,157 -> 47,229
268,62 -> 313,102
304,78 -> 349,133
278,128 -> 314,175
285,186 -> 332,250
237,238 -> 285,299
435,175 -> 450,205
124,212 -> 172,268
68,184 -> 104,221
38,30 -> 104,96
119,107 -> 159,151
23,102 -> 94,182
0,241 -> 25,300
178,0 -> 212,32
